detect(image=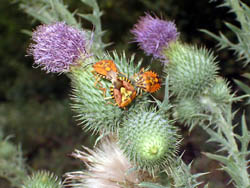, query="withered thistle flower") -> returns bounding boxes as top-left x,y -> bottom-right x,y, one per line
64,139 -> 151,188
131,13 -> 178,60
28,22 -> 88,73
